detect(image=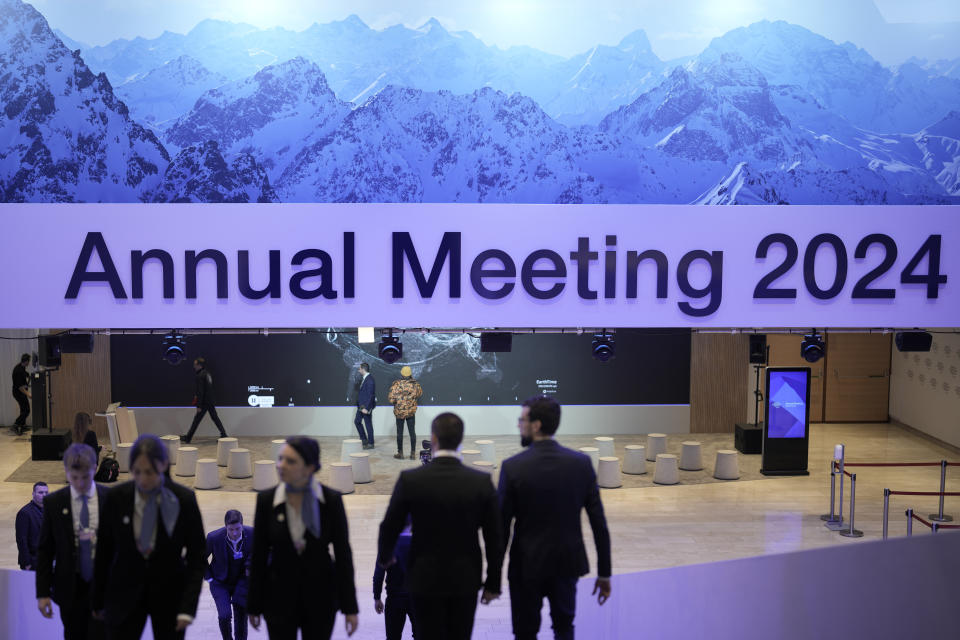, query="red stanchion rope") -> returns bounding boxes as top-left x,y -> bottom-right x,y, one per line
842,469 -> 853,478
910,513 -> 935,529
888,490 -> 960,497
841,462 -> 947,467
934,524 -> 960,529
